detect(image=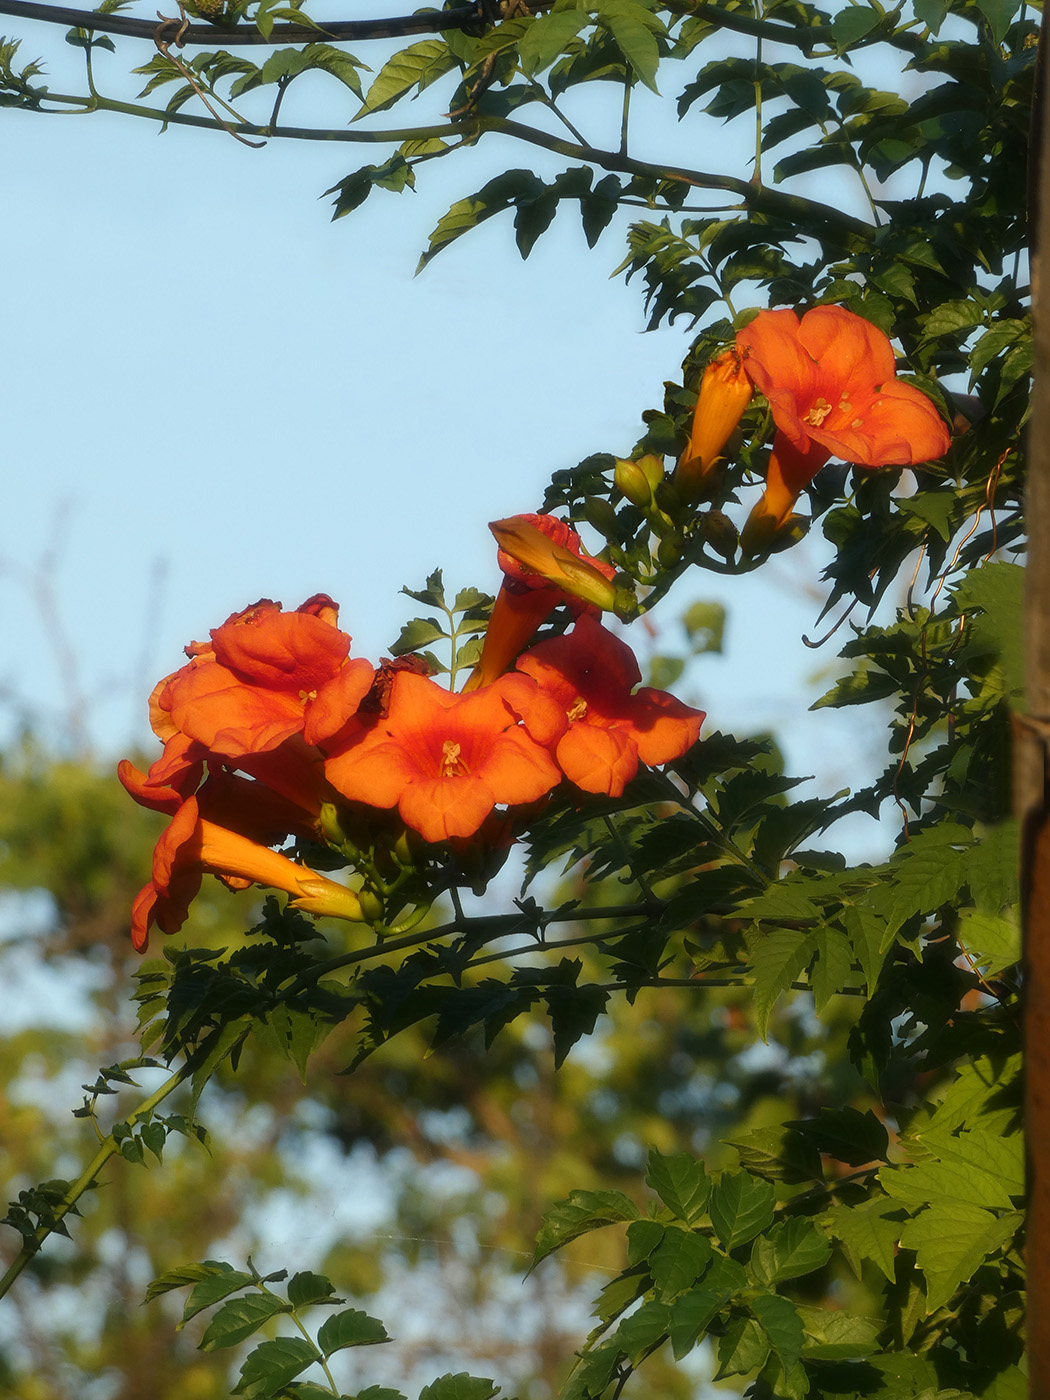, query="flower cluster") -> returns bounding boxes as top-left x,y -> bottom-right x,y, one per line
122,519 -> 704,952
673,304 -> 951,549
